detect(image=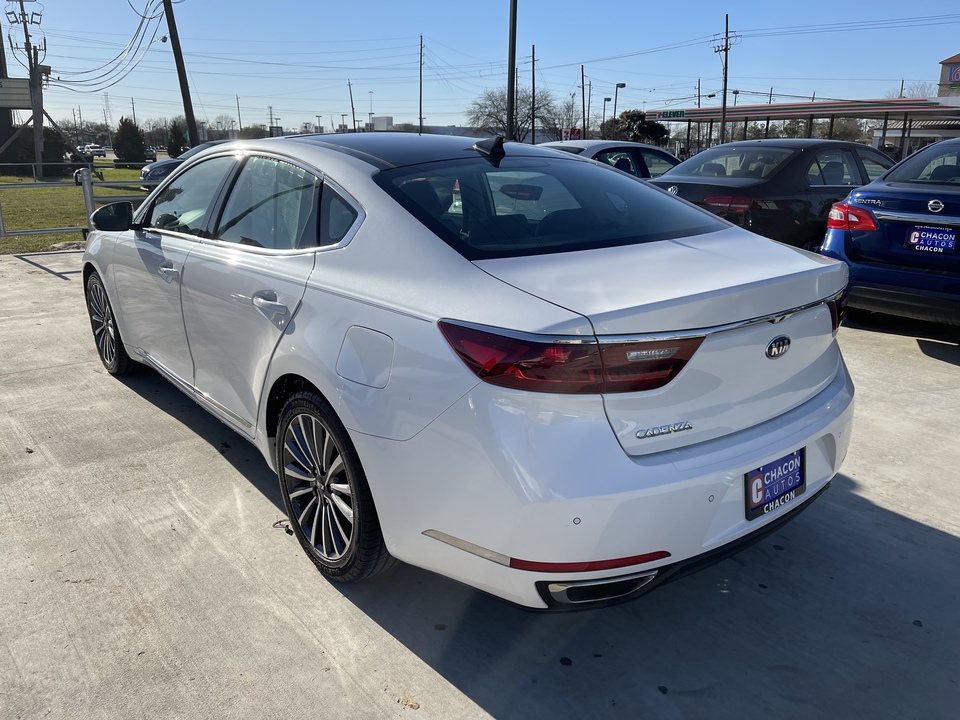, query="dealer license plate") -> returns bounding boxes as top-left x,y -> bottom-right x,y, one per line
904,226 -> 957,254
745,448 -> 806,521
